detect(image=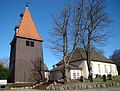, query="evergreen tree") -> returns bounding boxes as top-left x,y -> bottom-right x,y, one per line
0,64 -> 10,80
110,49 -> 120,75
